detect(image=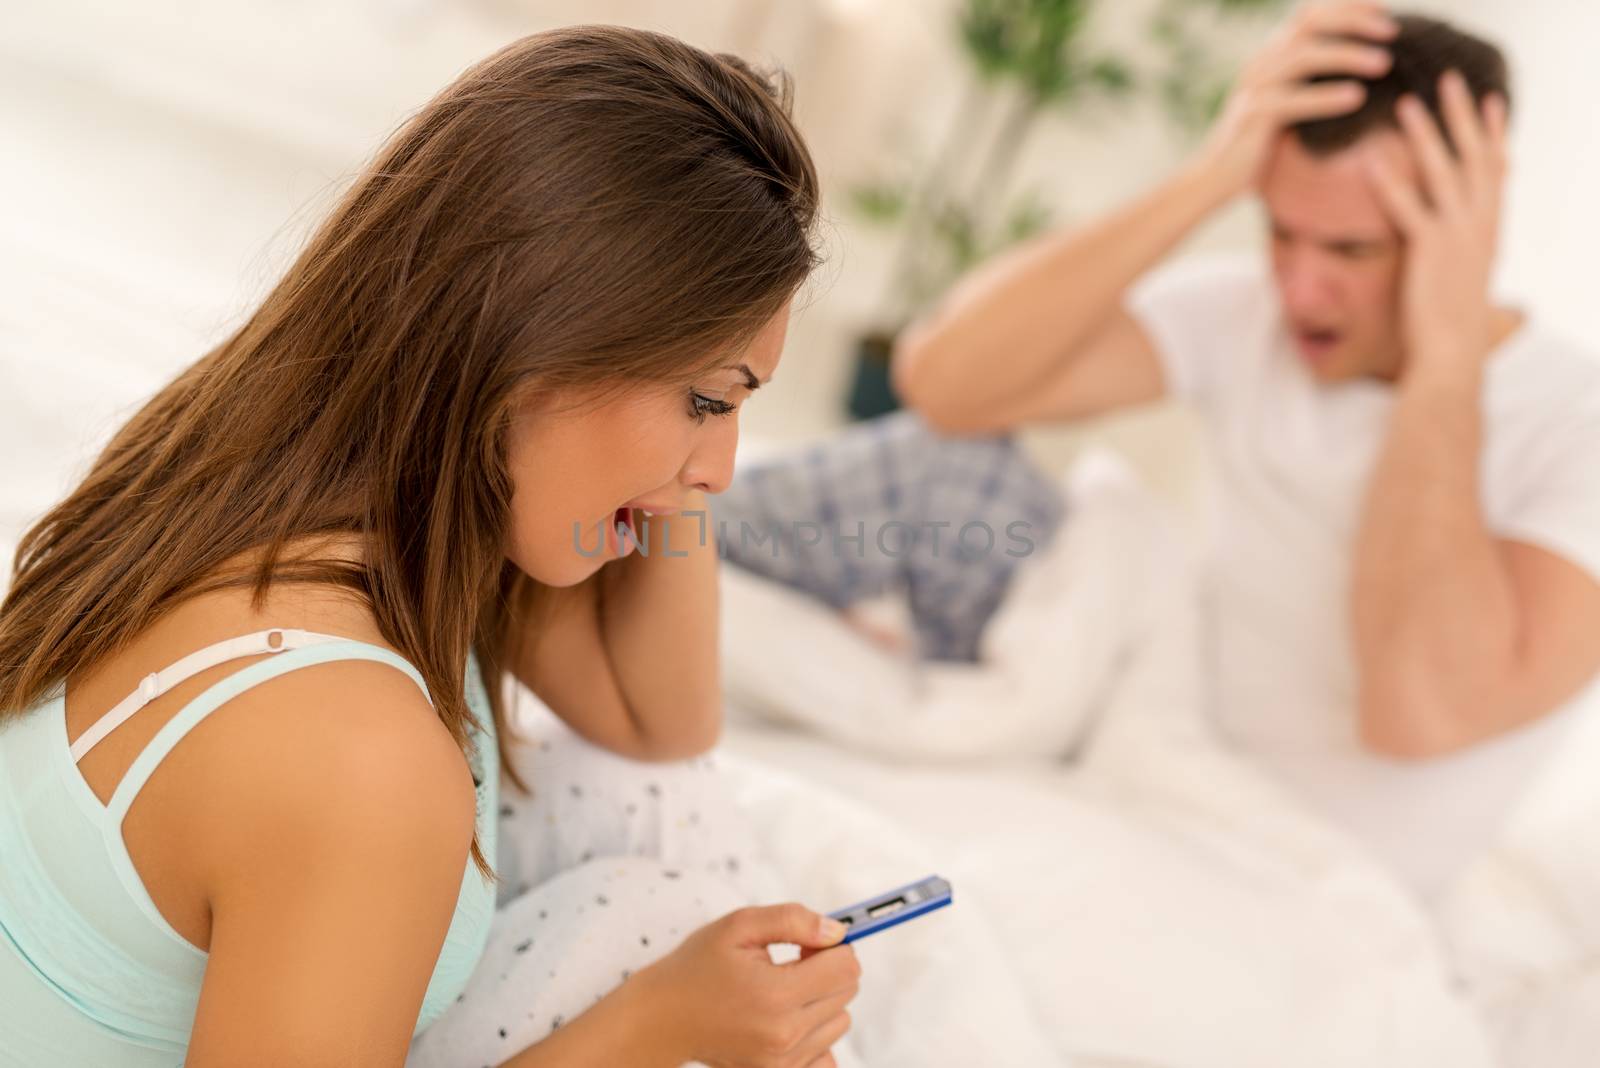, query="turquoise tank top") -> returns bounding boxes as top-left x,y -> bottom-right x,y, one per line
0,632 -> 499,1066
